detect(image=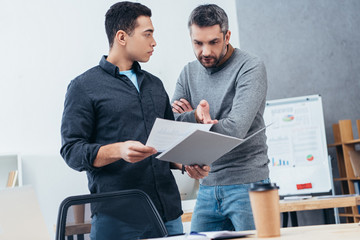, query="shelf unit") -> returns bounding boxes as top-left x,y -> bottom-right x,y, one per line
328,119 -> 360,223
0,153 -> 22,190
